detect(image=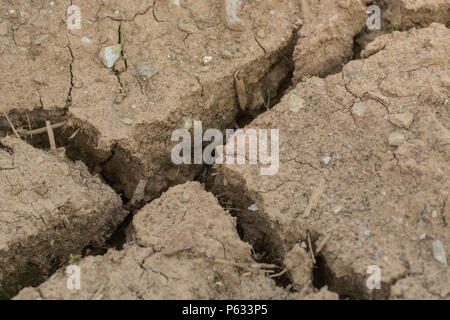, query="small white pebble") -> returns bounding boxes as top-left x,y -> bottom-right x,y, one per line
432,240 -> 447,265
432,210 -> 438,218
49,1 -> 55,6
322,156 -> 332,165
99,44 -> 122,68
202,56 -> 213,65
248,204 -> 258,212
